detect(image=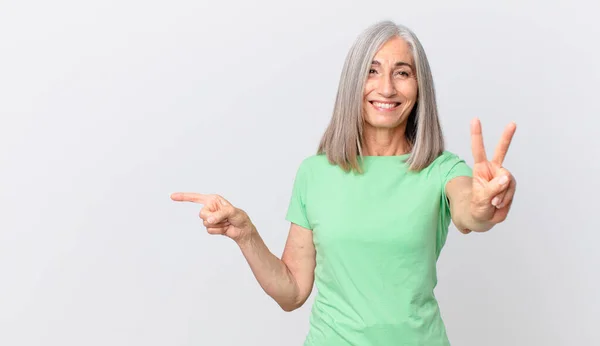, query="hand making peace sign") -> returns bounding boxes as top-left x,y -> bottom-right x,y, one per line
469,118 -> 517,225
